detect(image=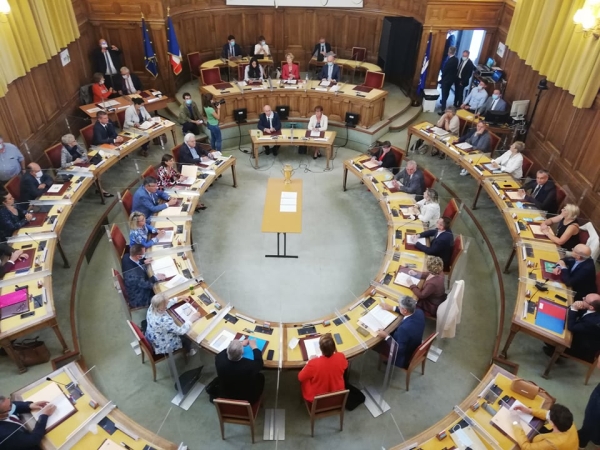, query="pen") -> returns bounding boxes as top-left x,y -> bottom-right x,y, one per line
120,443 -> 133,450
